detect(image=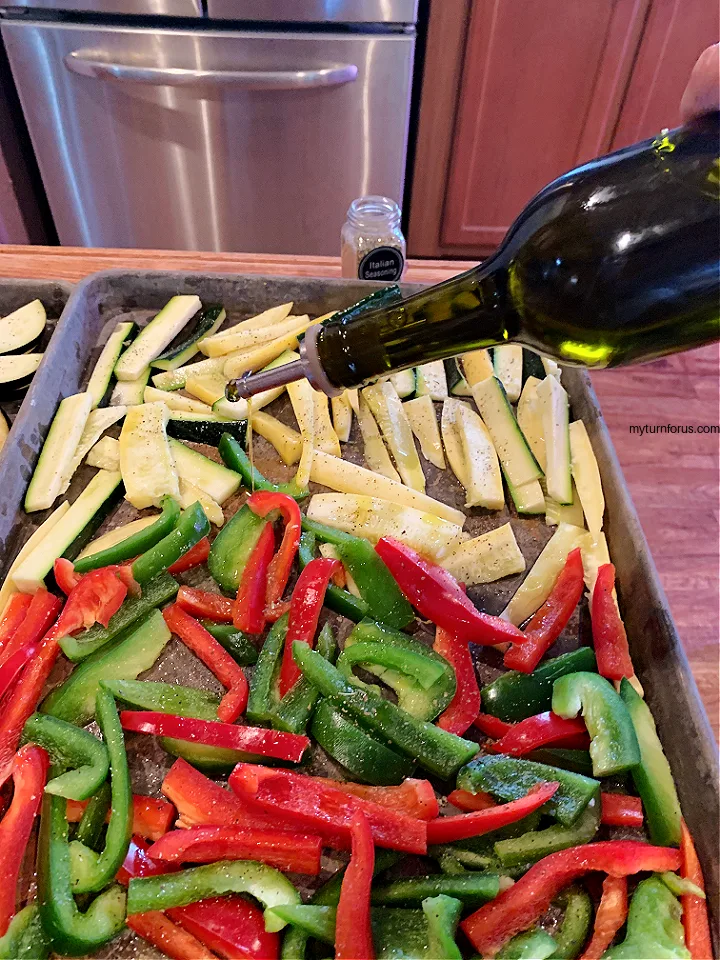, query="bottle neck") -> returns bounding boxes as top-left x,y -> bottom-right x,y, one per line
315,258 -> 518,388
